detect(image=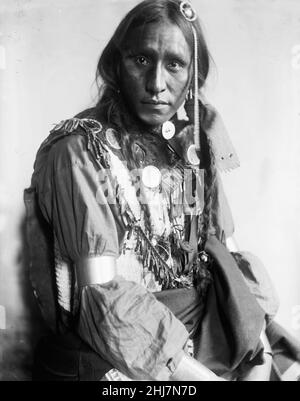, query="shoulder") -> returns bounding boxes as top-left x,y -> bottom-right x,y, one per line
199,102 -> 240,173
32,111 -> 112,190
50,131 -> 87,169
39,110 -> 109,170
